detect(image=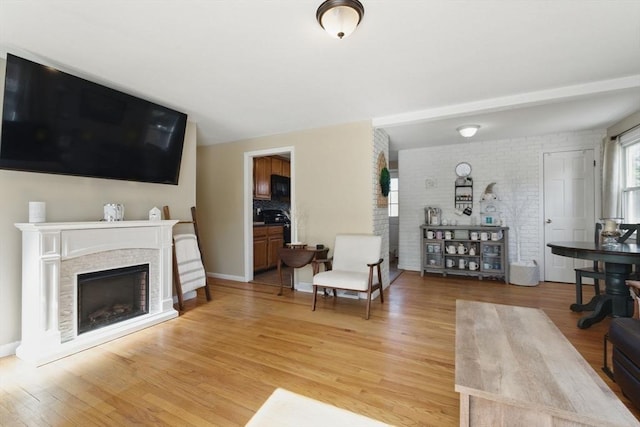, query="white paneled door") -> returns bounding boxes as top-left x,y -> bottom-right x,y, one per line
544,150 -> 596,283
